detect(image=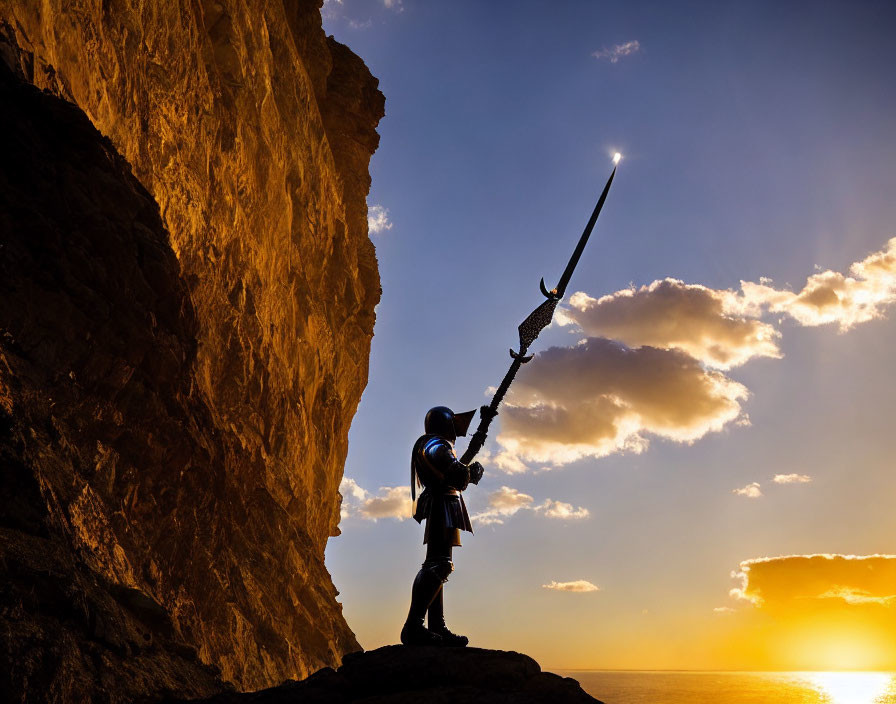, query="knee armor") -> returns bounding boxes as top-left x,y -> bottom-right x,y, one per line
423,558 -> 453,583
